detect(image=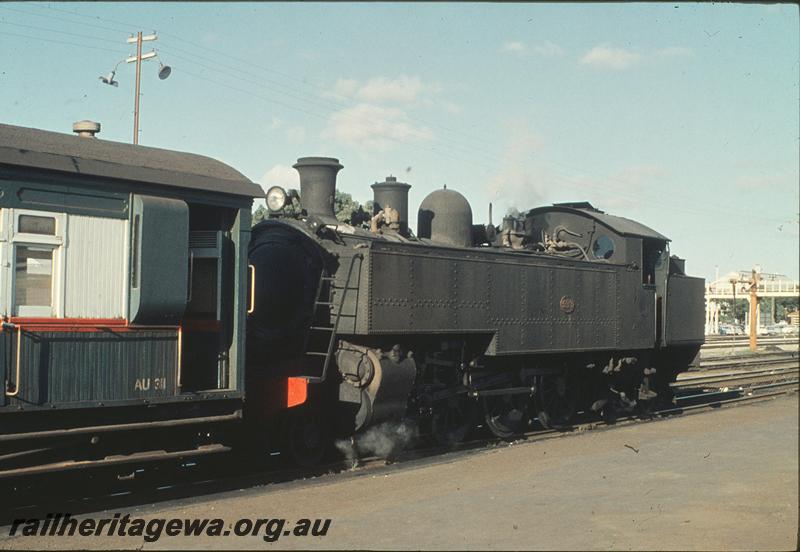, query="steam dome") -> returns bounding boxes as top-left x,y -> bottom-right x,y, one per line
417,187 -> 473,248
